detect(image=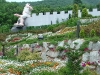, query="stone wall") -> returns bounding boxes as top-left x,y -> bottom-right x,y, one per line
25,8 -> 100,26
